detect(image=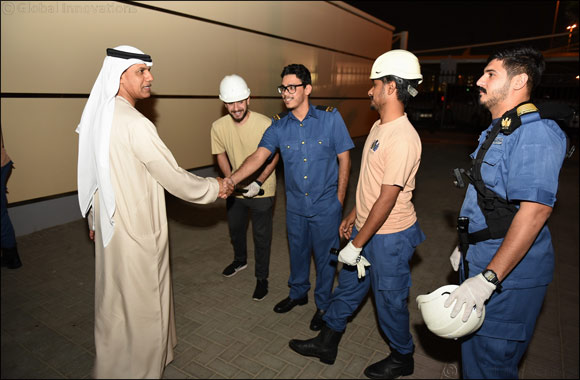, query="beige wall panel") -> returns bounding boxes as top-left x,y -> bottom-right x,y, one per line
1,1 -> 147,93
145,99 -> 221,169
1,1 -> 390,95
139,1 -> 393,59
1,1 -> 393,202
1,98 -> 85,203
